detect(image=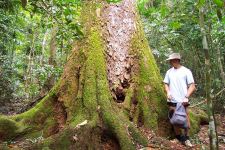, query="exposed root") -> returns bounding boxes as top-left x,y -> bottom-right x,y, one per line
52,101 -> 67,133
101,129 -> 120,150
